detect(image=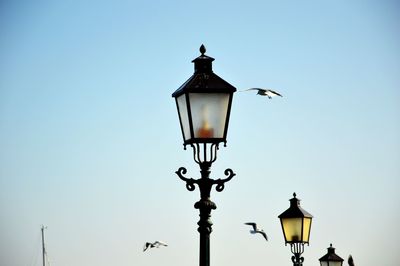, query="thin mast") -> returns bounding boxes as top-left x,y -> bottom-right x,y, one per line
41,225 -> 46,266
